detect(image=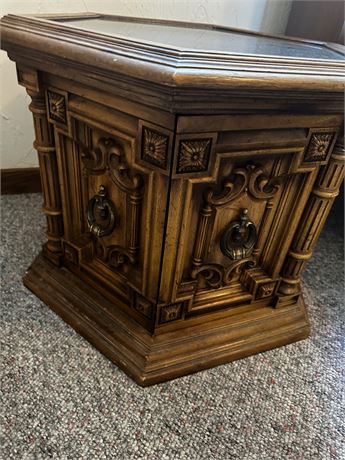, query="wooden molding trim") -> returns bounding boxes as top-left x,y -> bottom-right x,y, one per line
1,167 -> 42,194
1,13 -> 344,97
23,253 -> 310,386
